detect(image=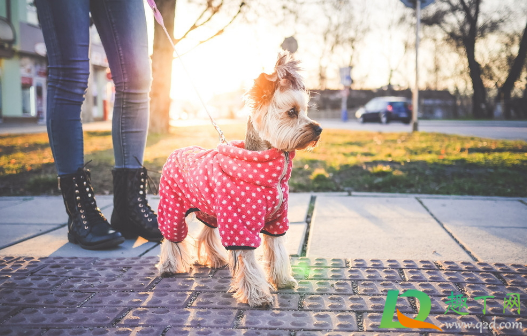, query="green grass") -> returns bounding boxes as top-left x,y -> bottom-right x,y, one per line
1,124 -> 526,196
